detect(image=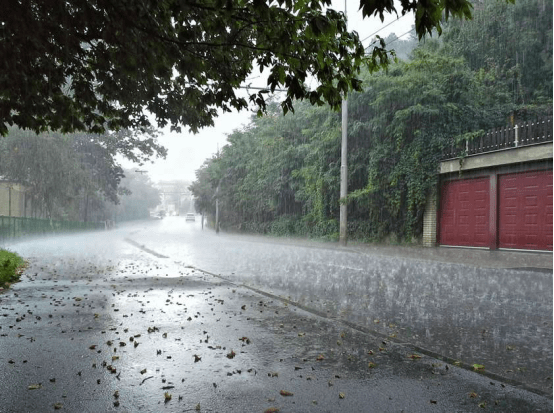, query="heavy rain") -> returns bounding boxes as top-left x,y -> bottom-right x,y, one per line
0,0 -> 552,412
